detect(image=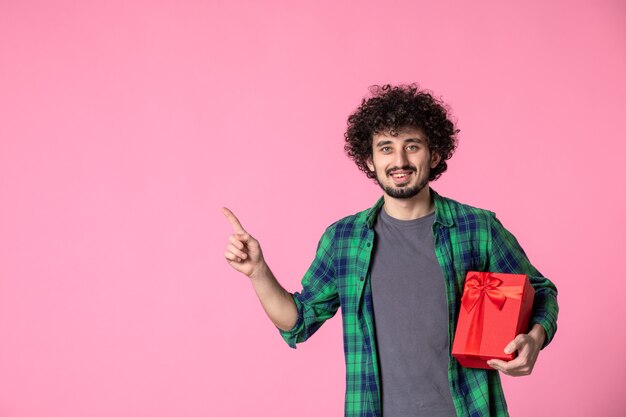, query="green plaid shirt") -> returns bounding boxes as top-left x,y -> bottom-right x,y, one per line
279,188 -> 559,417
